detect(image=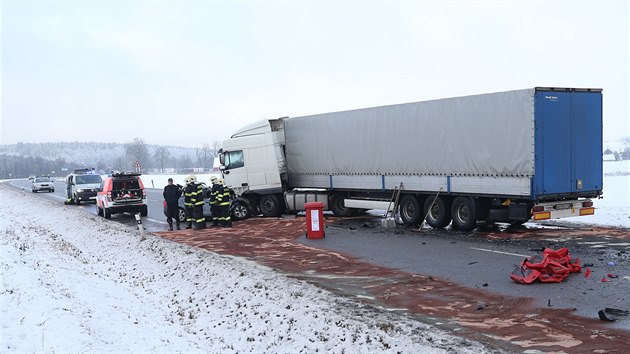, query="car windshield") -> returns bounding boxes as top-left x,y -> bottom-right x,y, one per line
75,175 -> 102,184
34,178 -> 51,183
